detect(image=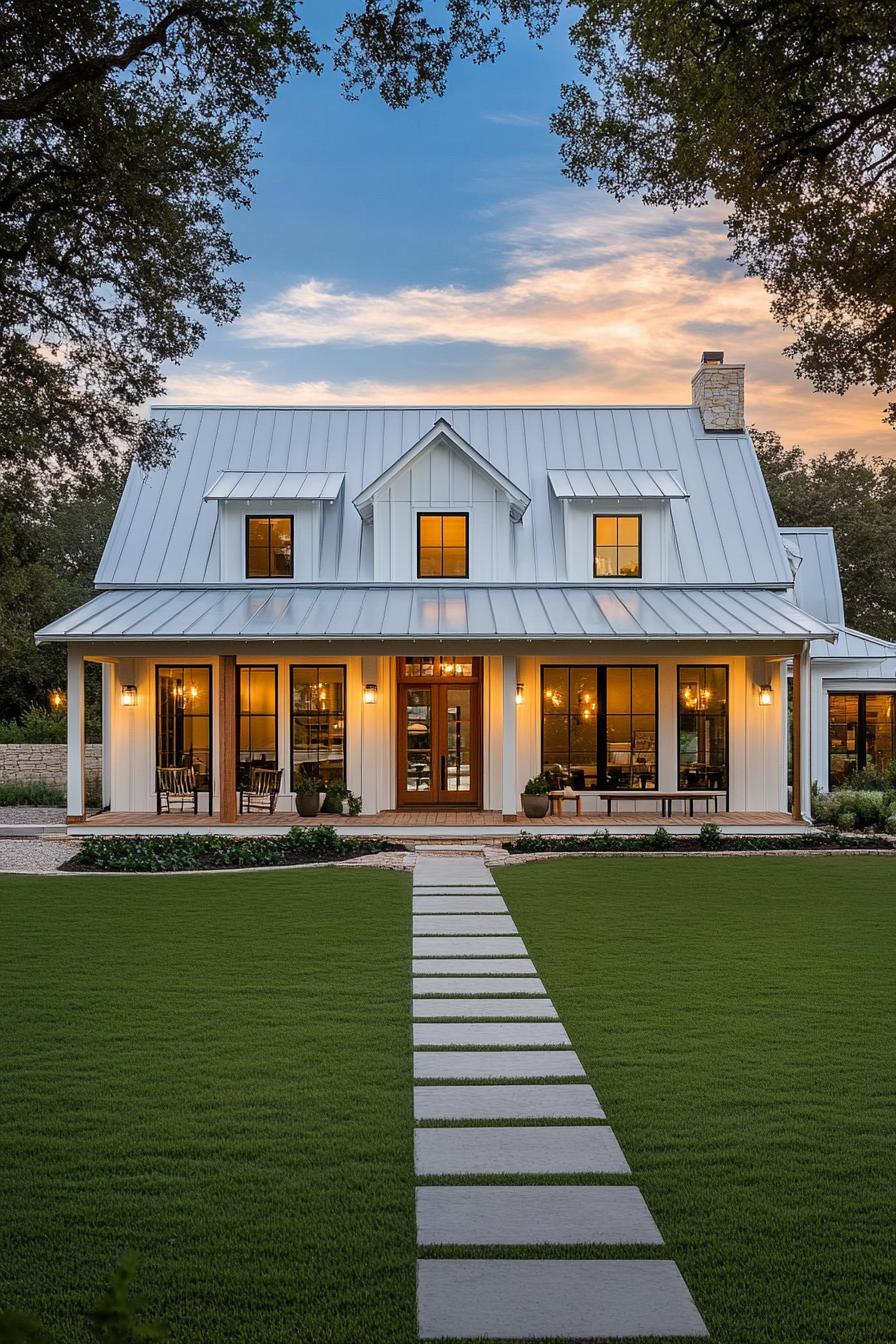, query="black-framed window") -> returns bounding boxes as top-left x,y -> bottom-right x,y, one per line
678,666 -> 728,790
417,513 -> 469,578
246,515 -> 293,578
237,665 -> 278,787
155,665 -> 212,785
541,665 -> 658,790
290,666 -> 346,789
593,515 -> 641,578
829,692 -> 895,786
